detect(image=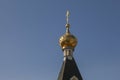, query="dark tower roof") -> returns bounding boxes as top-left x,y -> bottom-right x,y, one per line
58,57 -> 83,80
